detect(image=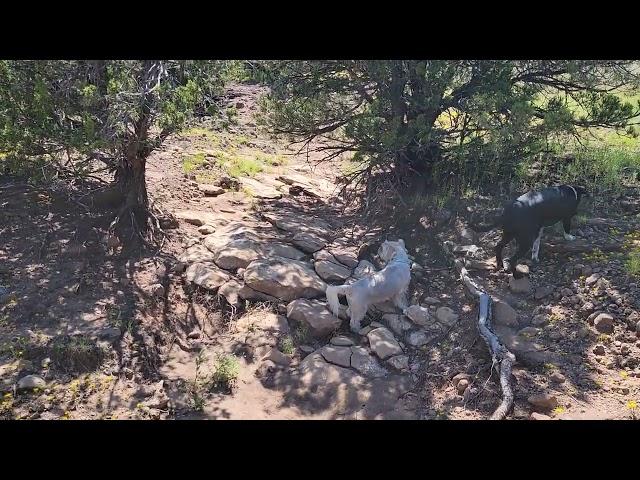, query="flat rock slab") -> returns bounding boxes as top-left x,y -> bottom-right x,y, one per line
367,327 -> 403,360
404,305 -> 433,327
276,173 -> 335,197
208,237 -> 306,271
328,248 -> 359,268
509,276 -> 532,294
263,212 -> 333,238
240,177 -> 282,199
493,300 -> 519,327
271,351 -> 414,419
330,336 -> 354,347
320,345 -> 352,368
255,175 -> 288,190
175,210 -> 220,227
198,184 -> 225,196
258,242 -> 307,261
382,314 -> 414,336
245,257 -> 327,301
313,249 -> 340,263
204,222 -> 281,251
221,278 -> 280,304
292,232 -> 327,253
298,352 -> 361,388
185,263 -> 230,291
204,222 -> 303,270
286,298 -> 342,338
350,346 -> 388,378
178,244 -> 217,264
207,238 -> 262,270
314,260 -> 352,282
